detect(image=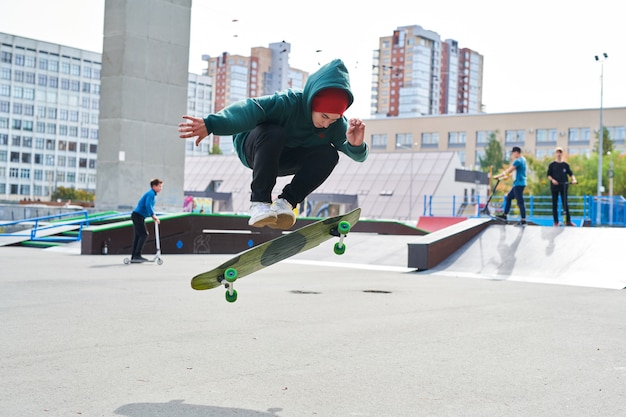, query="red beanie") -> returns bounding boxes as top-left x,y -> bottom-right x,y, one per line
311,88 -> 349,115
